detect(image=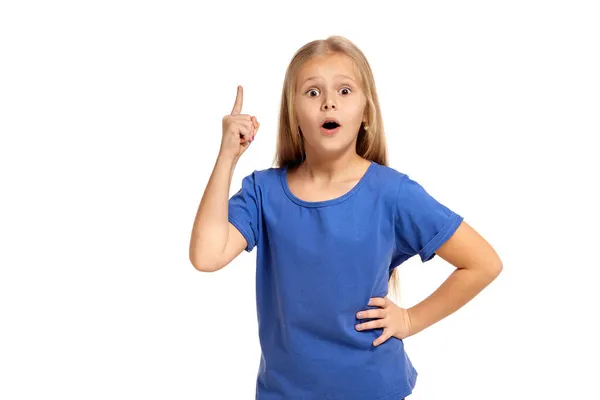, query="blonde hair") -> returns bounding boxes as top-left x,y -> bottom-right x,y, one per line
272,35 -> 401,303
